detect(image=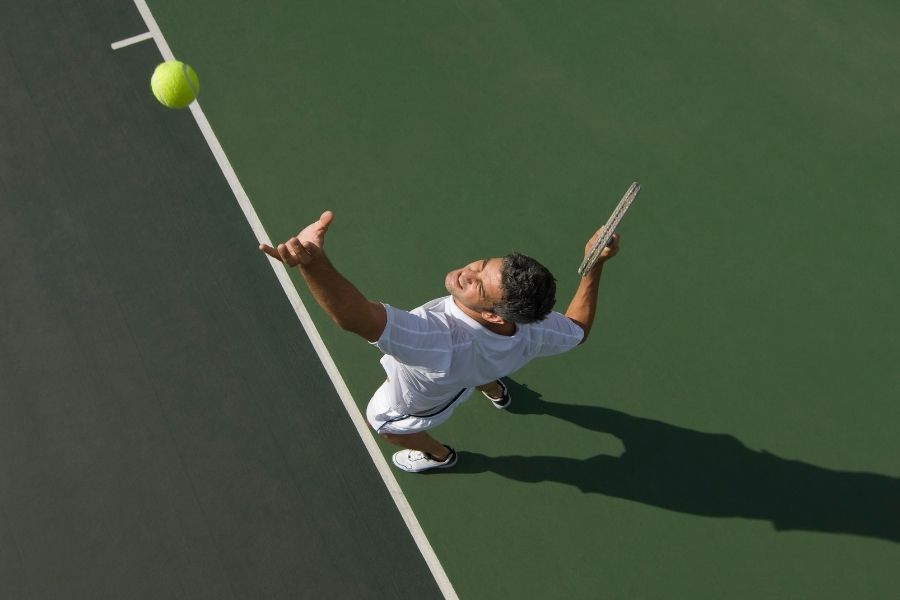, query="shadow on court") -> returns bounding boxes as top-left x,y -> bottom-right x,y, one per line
453,380 -> 900,544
